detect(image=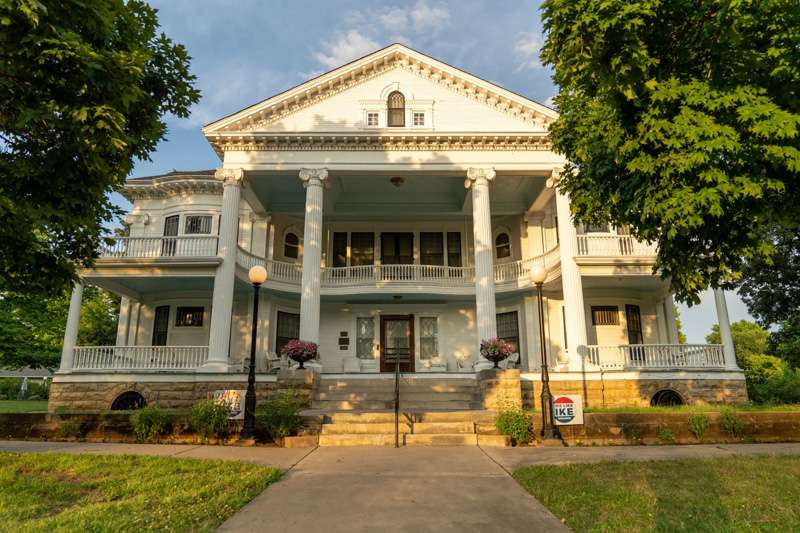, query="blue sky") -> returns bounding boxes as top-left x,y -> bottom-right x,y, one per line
125,0 -> 754,341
